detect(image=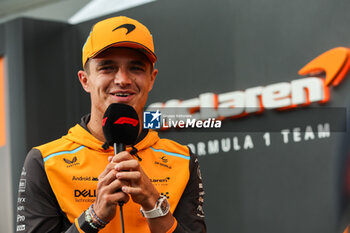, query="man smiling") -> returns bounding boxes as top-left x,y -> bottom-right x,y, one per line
16,16 -> 206,233
78,47 -> 157,142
